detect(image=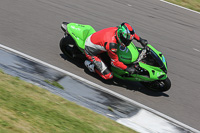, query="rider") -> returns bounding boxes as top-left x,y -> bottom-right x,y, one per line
84,22 -> 148,80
